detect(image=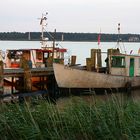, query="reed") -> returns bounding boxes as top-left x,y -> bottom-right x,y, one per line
0,95 -> 140,140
